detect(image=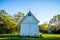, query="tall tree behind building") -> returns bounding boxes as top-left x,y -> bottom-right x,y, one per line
13,12 -> 24,32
